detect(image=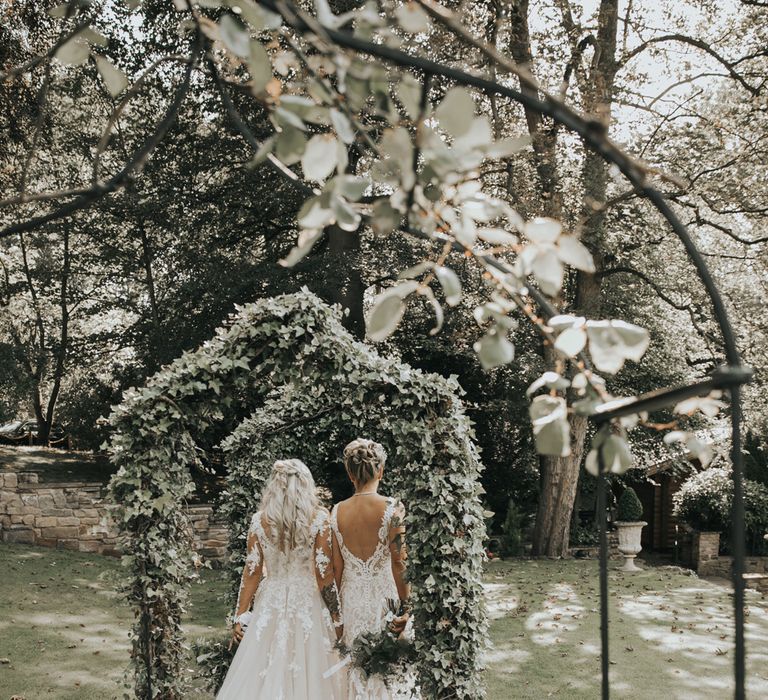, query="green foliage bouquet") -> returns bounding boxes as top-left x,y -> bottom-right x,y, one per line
191,637 -> 235,695
348,600 -> 417,686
